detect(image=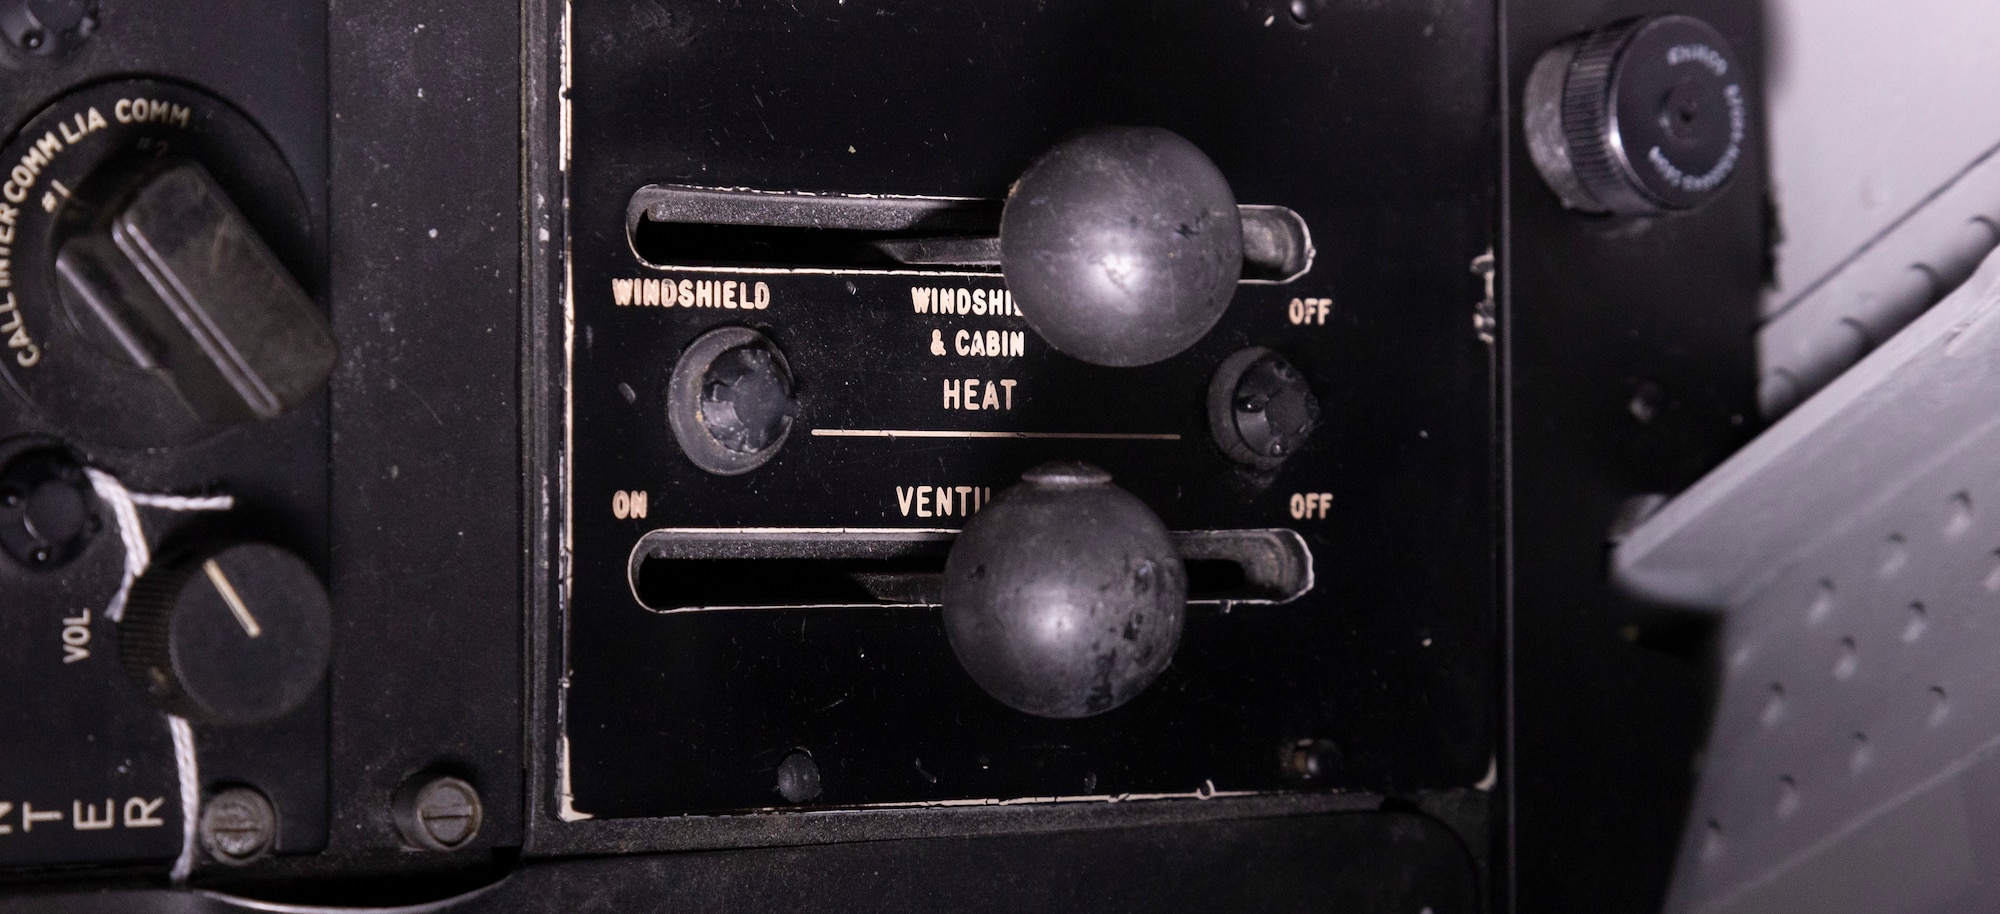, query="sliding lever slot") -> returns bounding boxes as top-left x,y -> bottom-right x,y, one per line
626,184 -> 1313,282
627,527 -> 1314,613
